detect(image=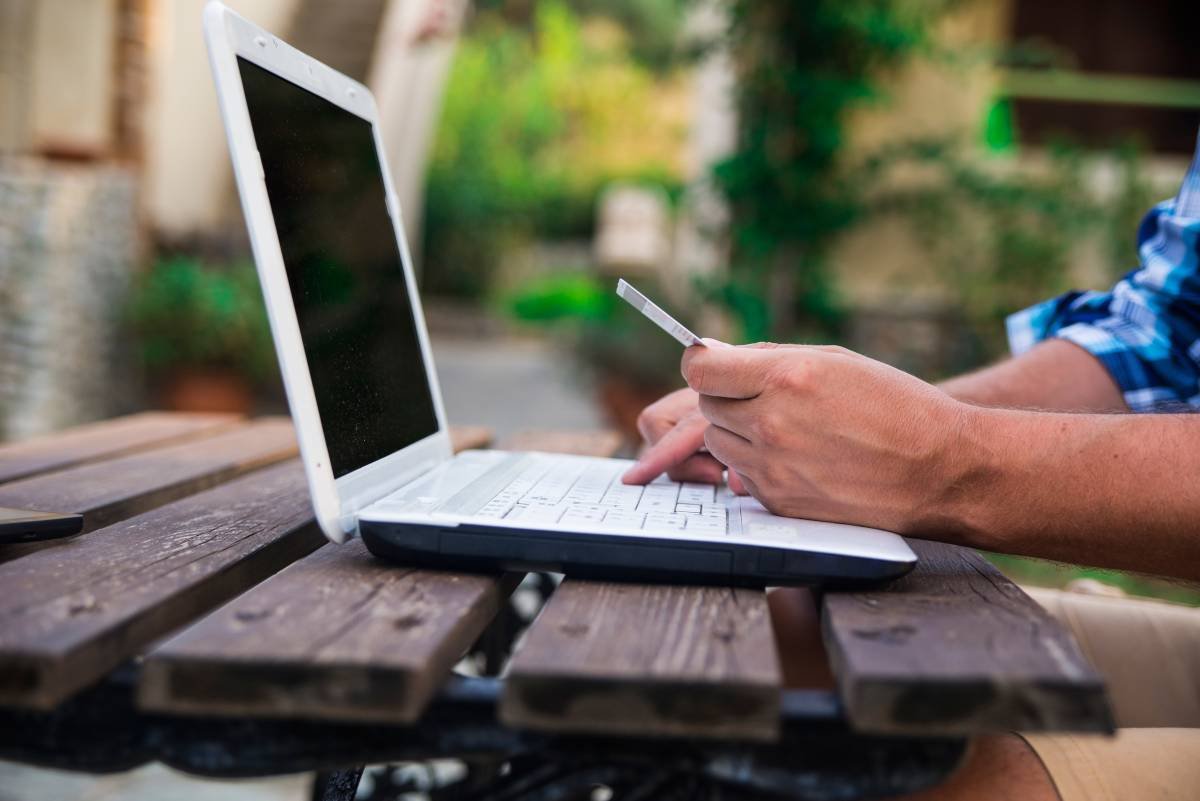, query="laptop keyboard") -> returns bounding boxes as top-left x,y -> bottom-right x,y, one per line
442,458 -> 733,536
